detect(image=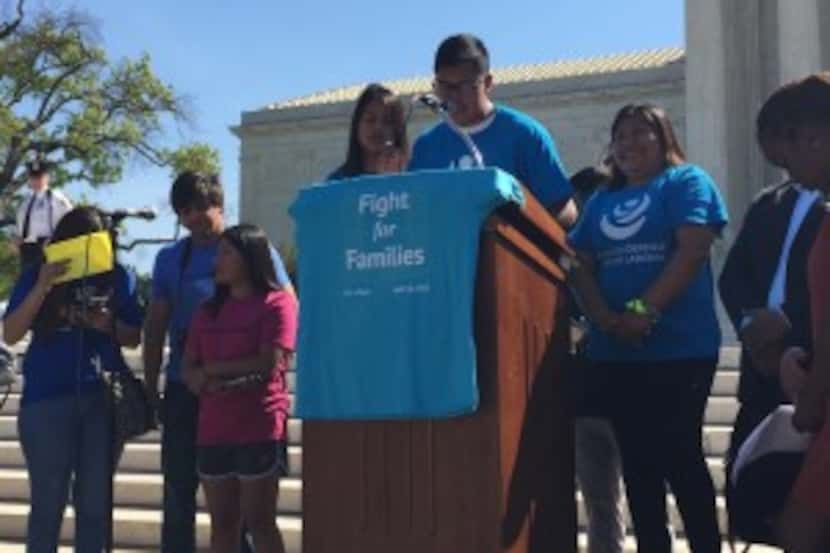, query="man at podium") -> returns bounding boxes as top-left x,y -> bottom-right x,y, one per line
408,33 -> 578,227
